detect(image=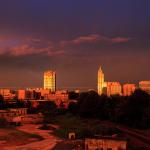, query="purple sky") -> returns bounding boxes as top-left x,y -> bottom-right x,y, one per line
0,0 -> 150,90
